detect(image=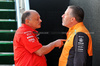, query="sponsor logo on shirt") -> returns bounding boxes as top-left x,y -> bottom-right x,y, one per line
78,36 -> 84,52
24,31 -> 35,42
